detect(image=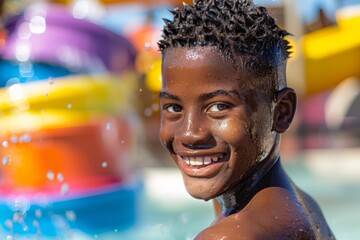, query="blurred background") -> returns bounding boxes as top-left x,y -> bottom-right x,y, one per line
0,0 -> 359,239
